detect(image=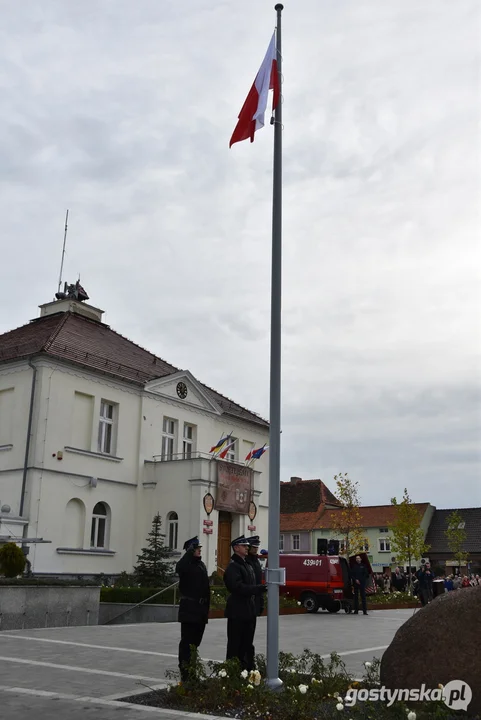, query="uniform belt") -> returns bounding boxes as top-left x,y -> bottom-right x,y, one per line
182,596 -> 208,604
